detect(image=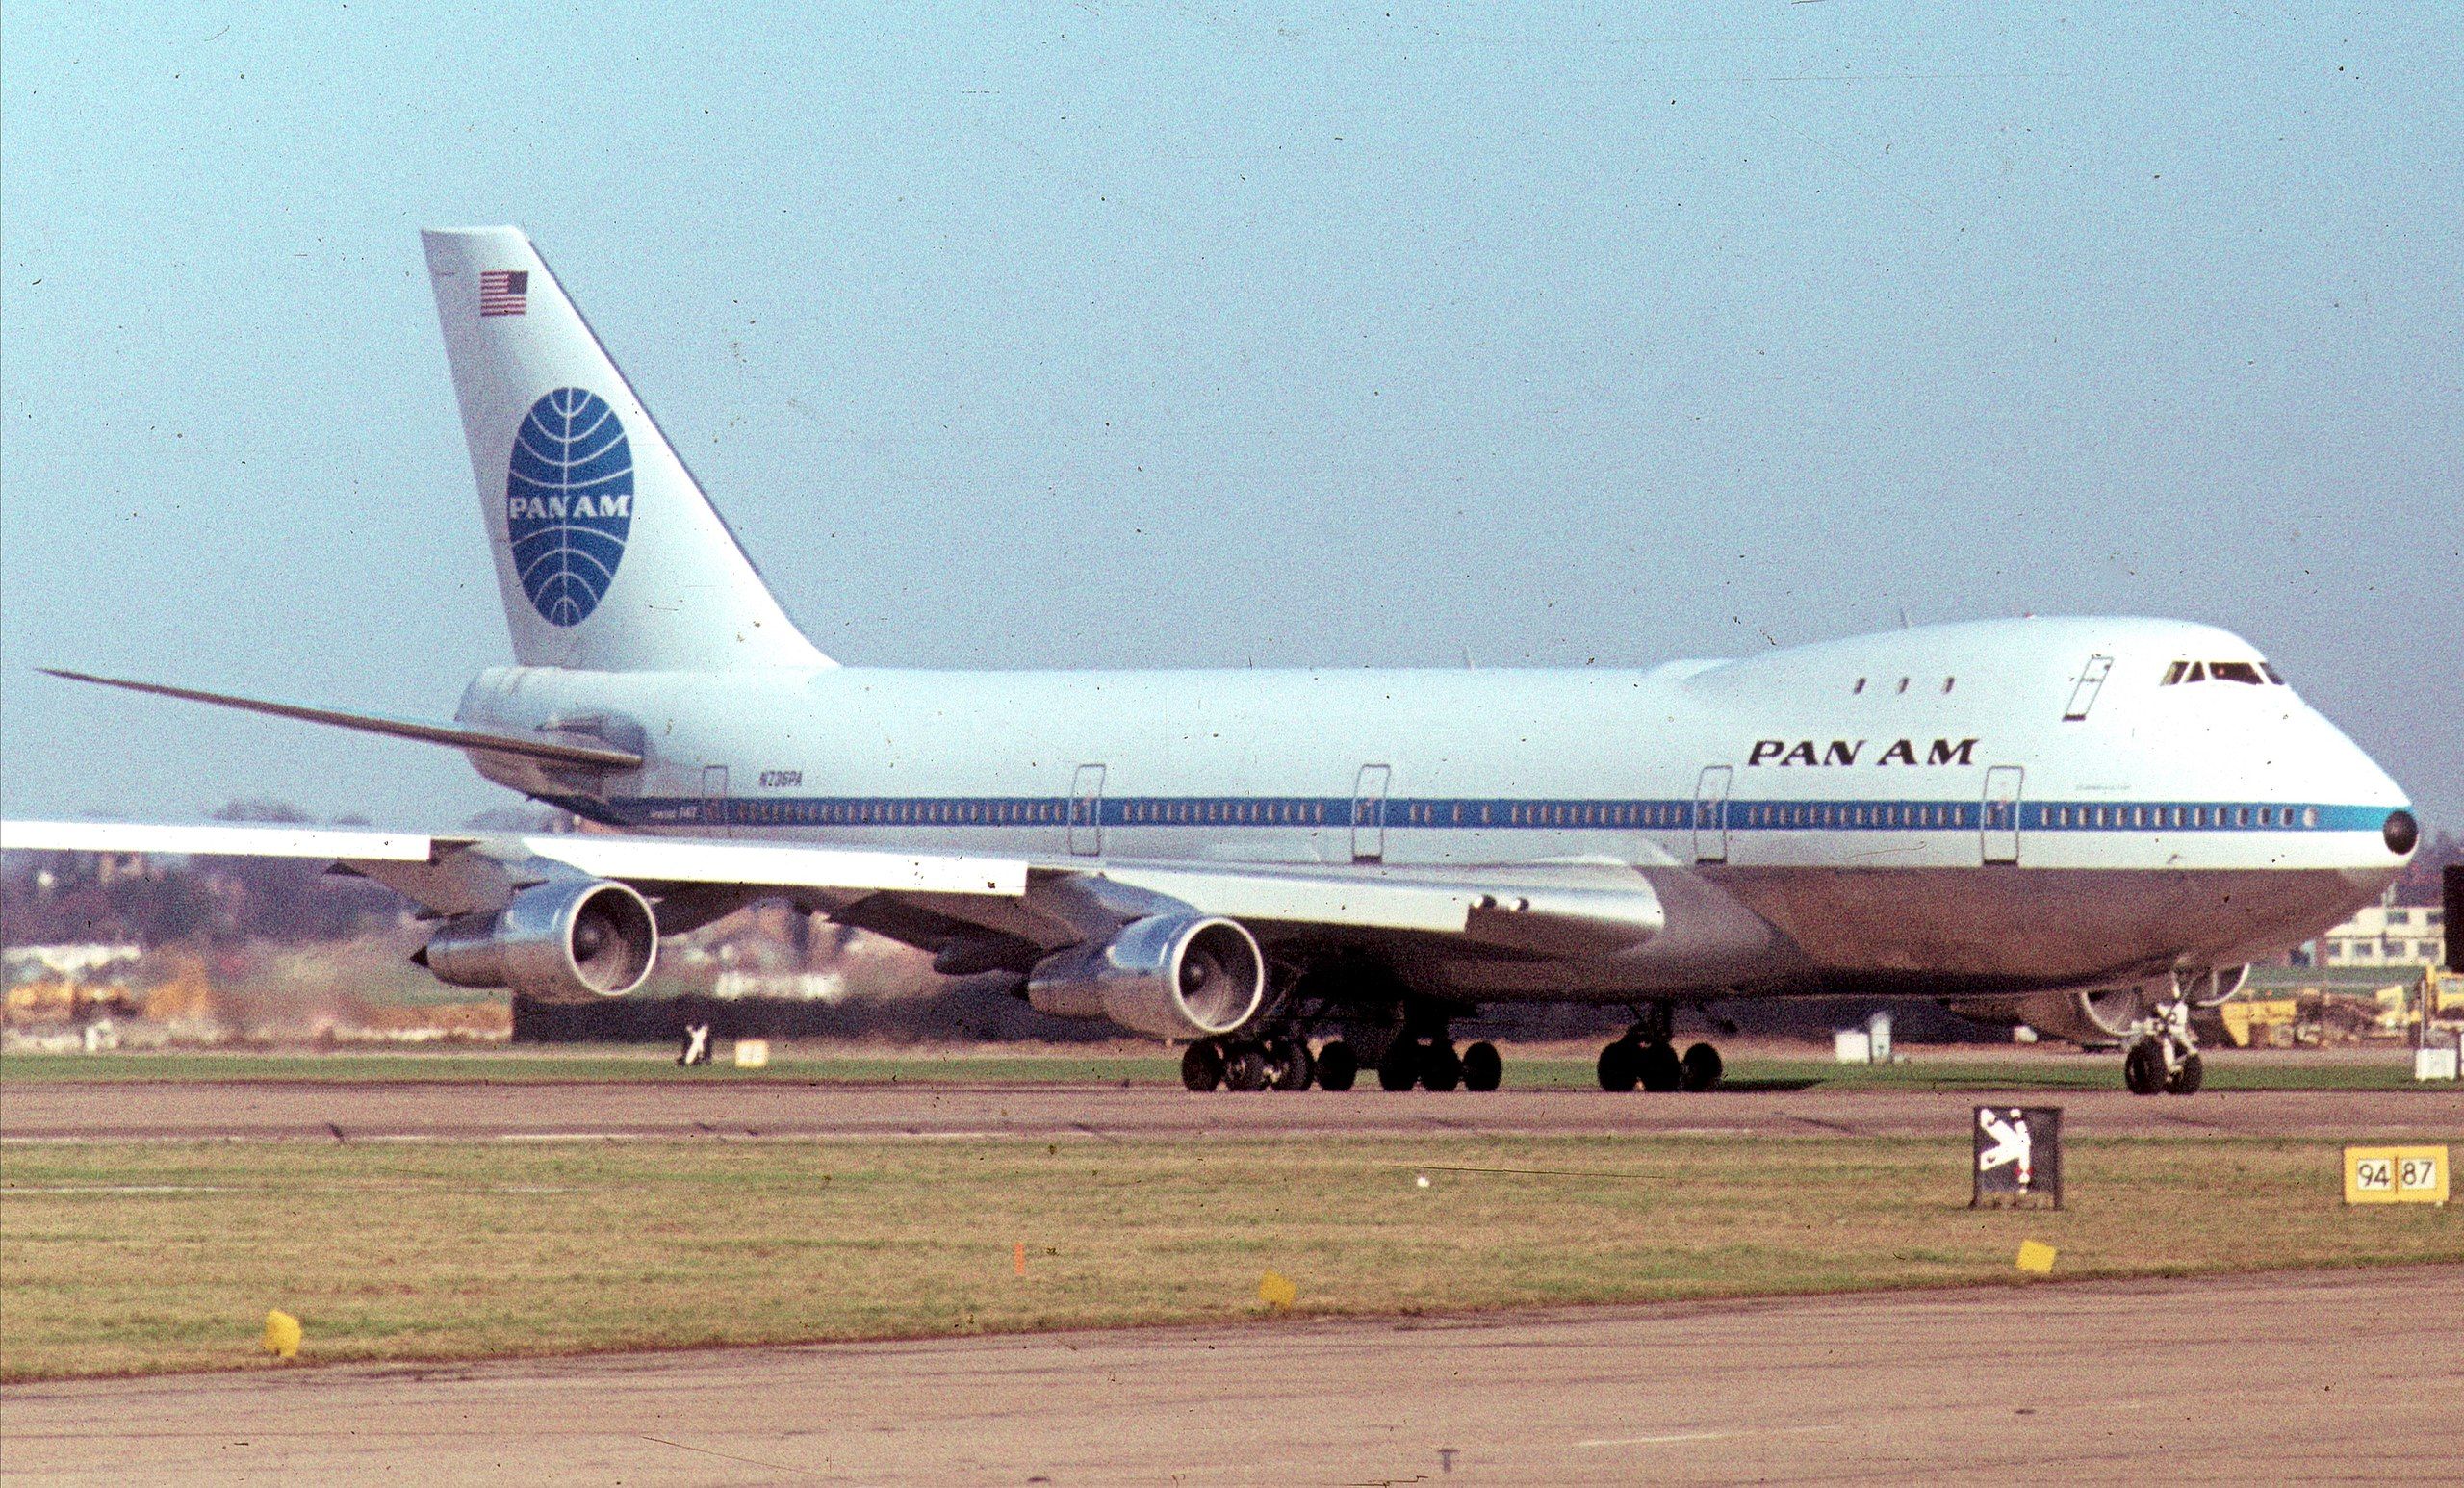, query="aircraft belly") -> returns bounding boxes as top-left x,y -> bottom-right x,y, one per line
1708,864 -> 2393,992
